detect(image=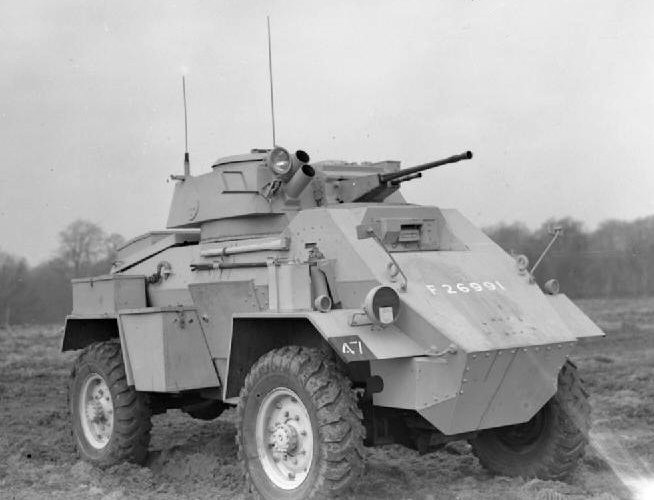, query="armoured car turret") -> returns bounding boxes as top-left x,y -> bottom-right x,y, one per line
63,144 -> 603,499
